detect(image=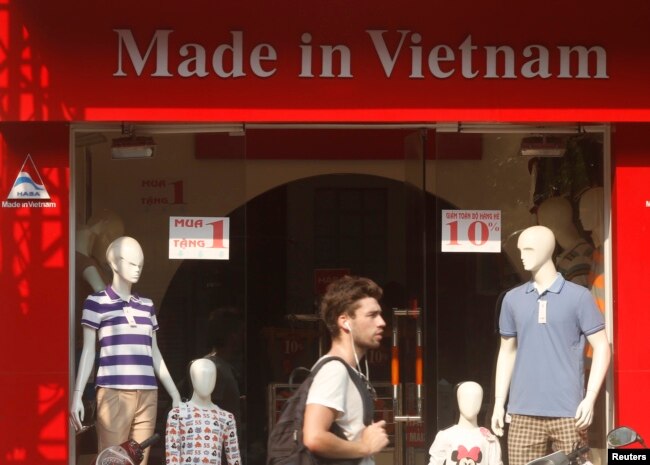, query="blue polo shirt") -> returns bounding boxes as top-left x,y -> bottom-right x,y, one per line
499,273 -> 605,417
